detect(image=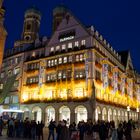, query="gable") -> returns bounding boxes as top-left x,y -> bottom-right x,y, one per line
126,53 -> 134,71
48,12 -> 90,46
